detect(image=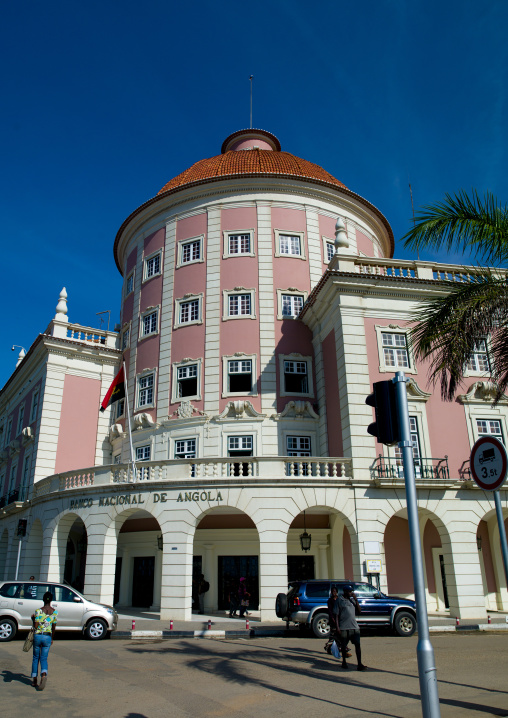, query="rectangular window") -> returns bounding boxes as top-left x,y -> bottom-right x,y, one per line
281,294 -> 304,318
126,272 -> 134,295
229,233 -> 251,255
326,241 -> 335,262
228,436 -> 253,456
466,339 -> 490,372
382,333 -> 410,369
181,239 -> 201,264
142,310 -> 158,336
284,360 -> 309,394
229,294 -> 251,316
286,436 -> 311,476
145,253 -> 161,279
116,399 -> 125,418
138,373 -> 154,407
122,327 -> 130,350
477,419 -> 504,443
5,419 -> 12,448
177,364 -> 198,398
17,406 -> 25,435
20,455 -> 31,501
228,360 -> 252,393
279,234 -> 301,256
30,390 -> 39,423
135,445 -> 151,480
395,416 -> 422,476
8,462 -> 18,499
180,299 -> 200,324
175,439 -> 196,459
